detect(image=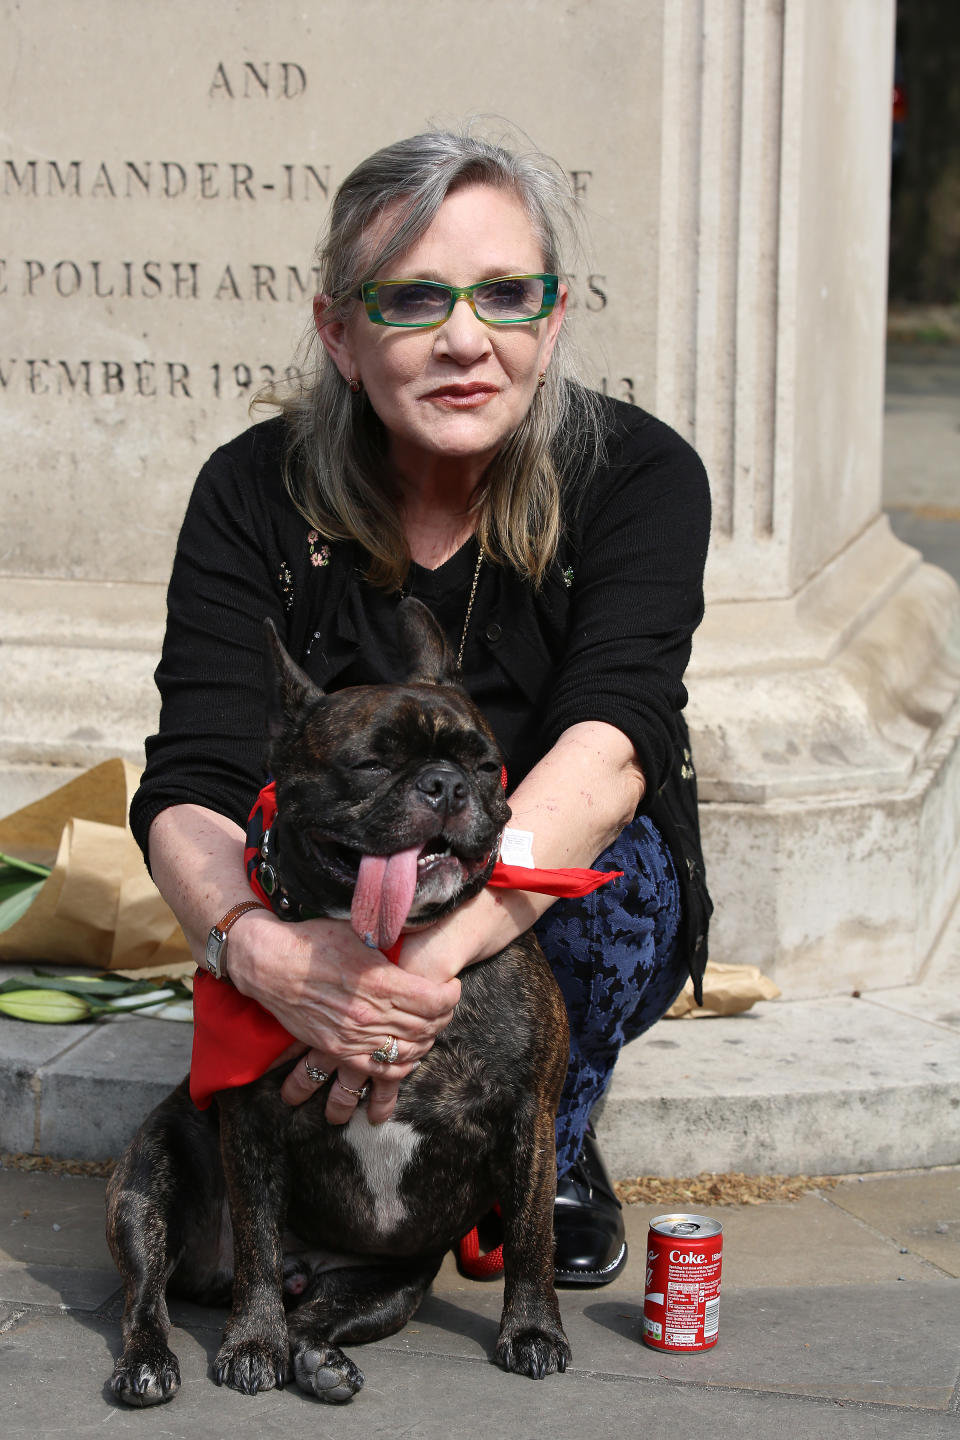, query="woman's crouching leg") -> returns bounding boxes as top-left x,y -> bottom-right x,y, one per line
533,814 -> 686,1178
